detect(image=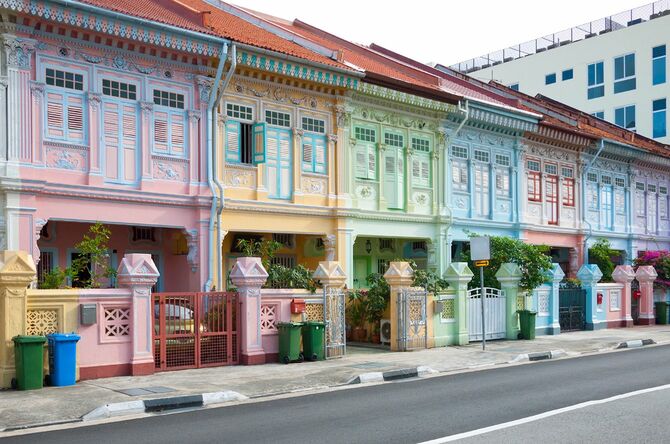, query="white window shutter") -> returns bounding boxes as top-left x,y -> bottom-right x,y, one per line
367,148 -> 376,180
355,148 -> 367,179
314,137 -> 326,174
